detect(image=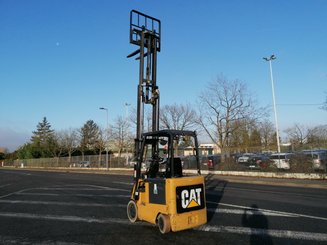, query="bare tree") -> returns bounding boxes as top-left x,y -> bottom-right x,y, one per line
307,124 -> 327,148
321,91 -> 327,111
46,131 -> 69,166
284,123 -> 309,149
111,116 -> 132,157
160,103 -> 197,130
129,107 -> 152,135
229,119 -> 250,153
249,128 -> 262,152
60,128 -> 79,163
259,120 -> 276,150
197,75 -> 267,158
